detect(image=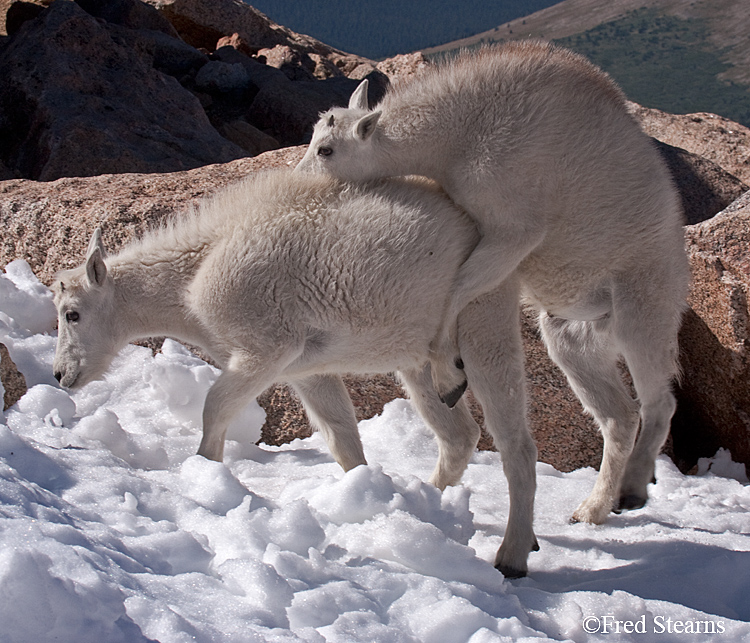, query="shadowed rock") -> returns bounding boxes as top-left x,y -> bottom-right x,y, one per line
0,0 -> 246,180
